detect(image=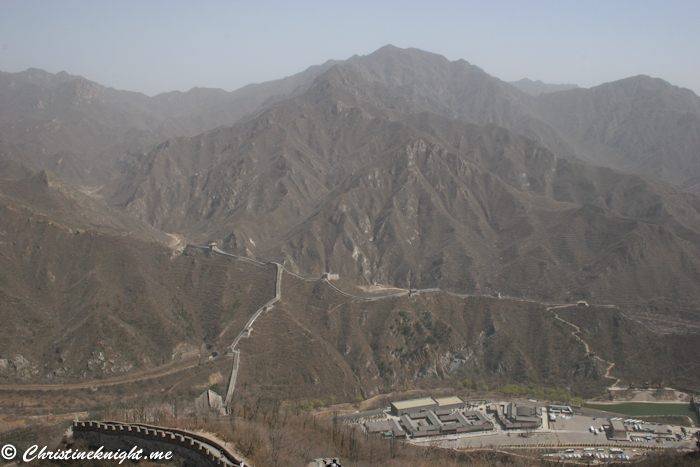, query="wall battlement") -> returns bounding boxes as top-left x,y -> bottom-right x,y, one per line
72,421 -> 240,467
